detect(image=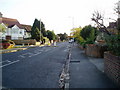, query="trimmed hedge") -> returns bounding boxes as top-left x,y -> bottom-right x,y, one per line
12,39 -> 36,45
